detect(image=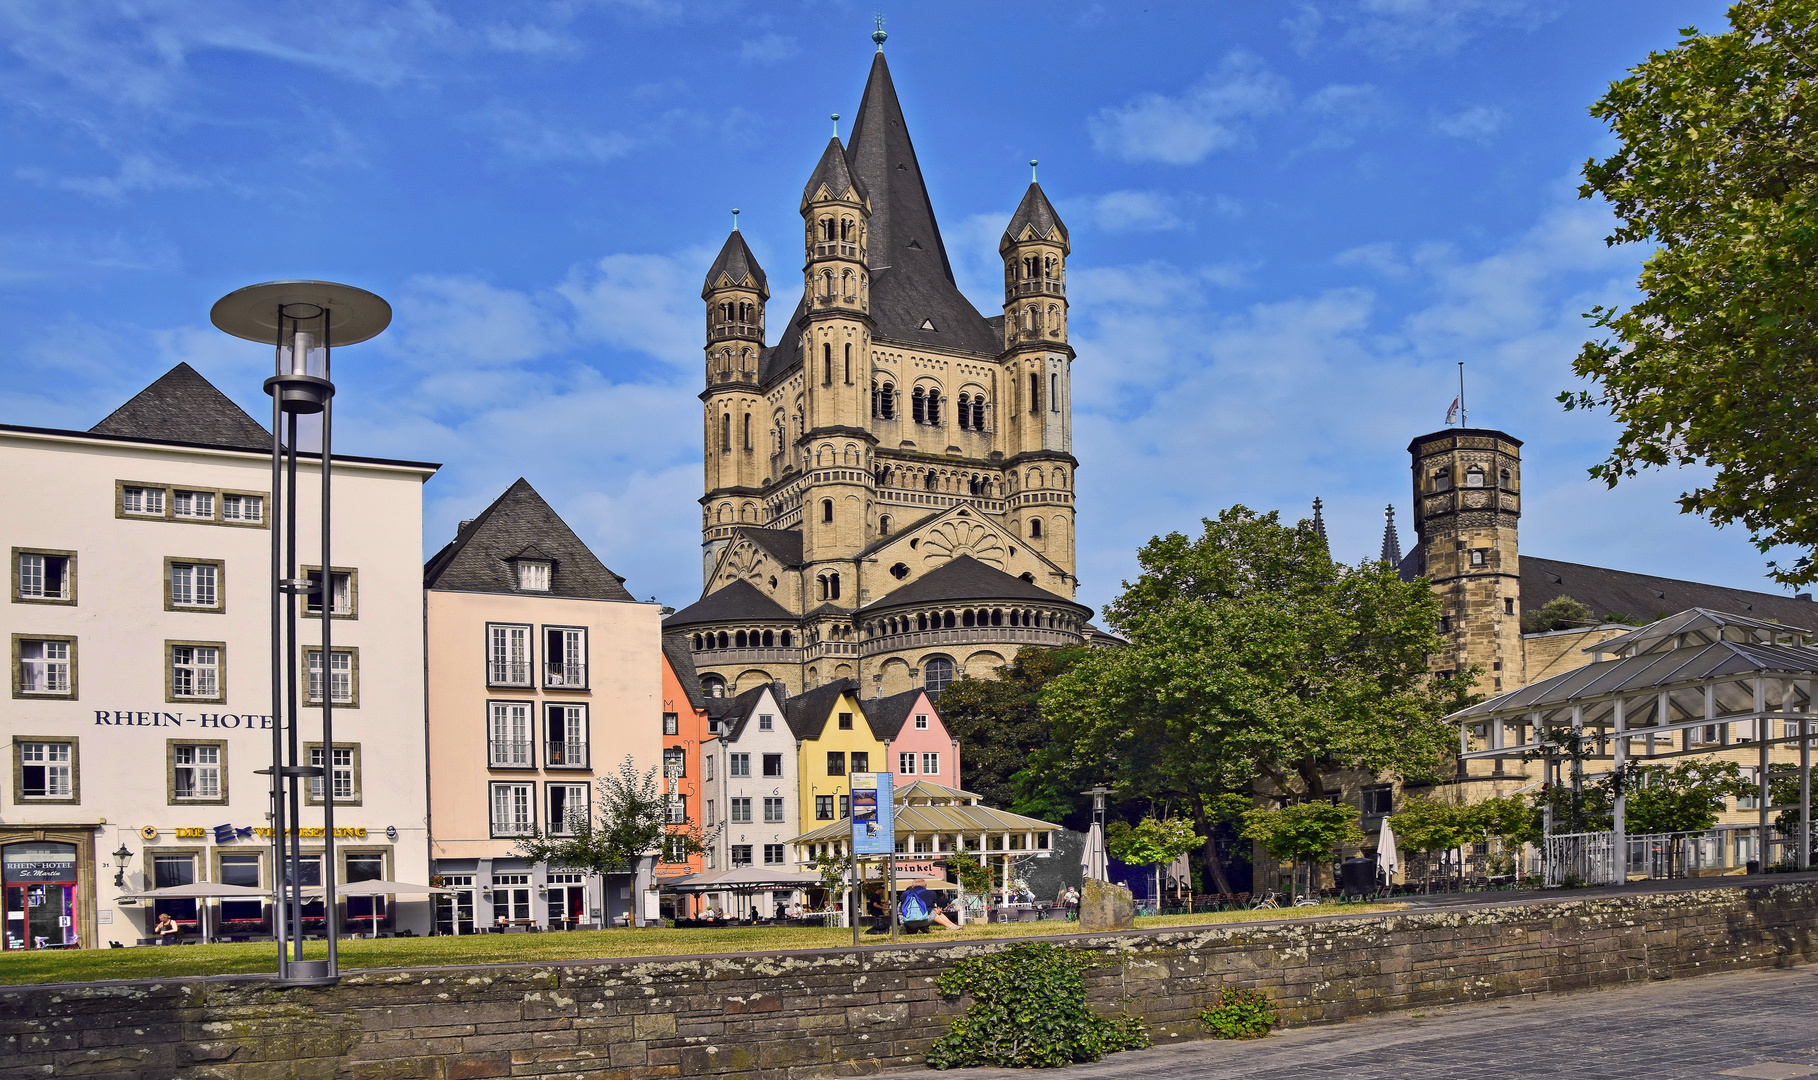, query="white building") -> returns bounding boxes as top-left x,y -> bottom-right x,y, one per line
699,683 -> 801,916
1,363 -> 438,948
